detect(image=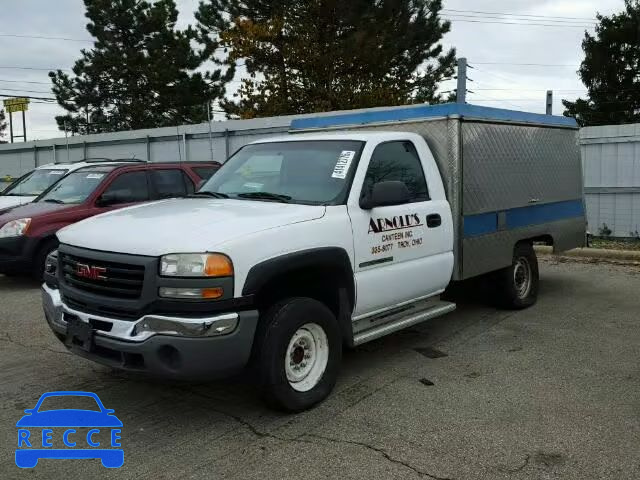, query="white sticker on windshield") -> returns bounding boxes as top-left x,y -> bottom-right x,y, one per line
86,173 -> 105,179
332,151 -> 356,179
243,182 -> 263,190
48,170 -> 65,175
